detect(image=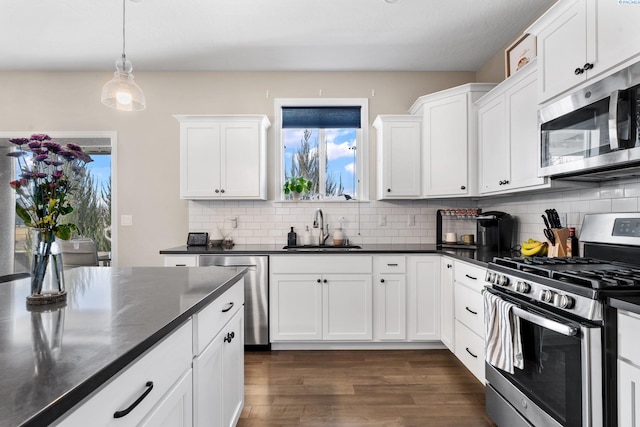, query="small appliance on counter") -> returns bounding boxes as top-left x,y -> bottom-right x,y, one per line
476,211 -> 513,253
436,208 -> 481,248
